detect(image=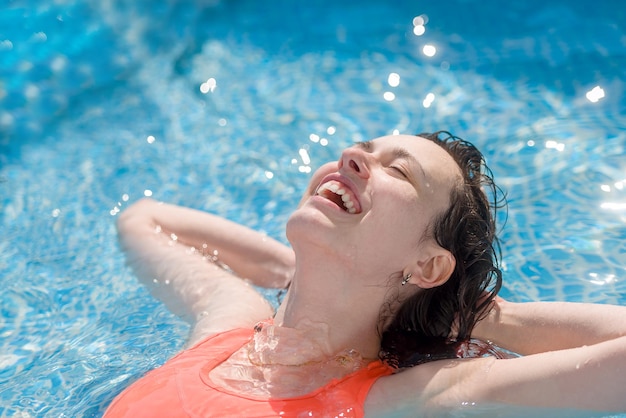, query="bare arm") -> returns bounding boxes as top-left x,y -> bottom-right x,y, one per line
368,298 -> 626,415
367,335 -> 626,416
472,297 -> 626,355
117,198 -> 295,289
116,198 -> 294,342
